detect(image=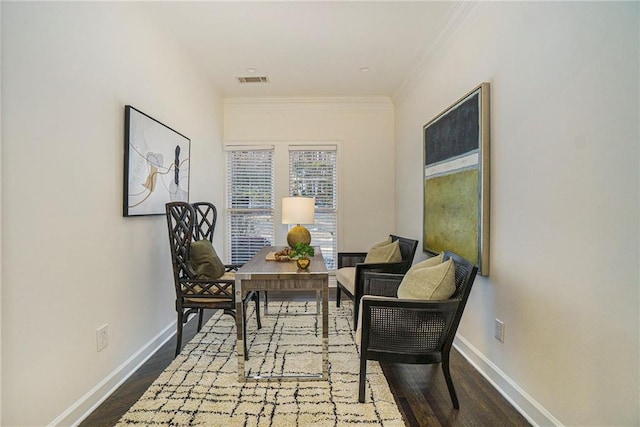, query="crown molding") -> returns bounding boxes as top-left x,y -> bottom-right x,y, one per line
392,1 -> 490,102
